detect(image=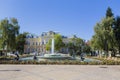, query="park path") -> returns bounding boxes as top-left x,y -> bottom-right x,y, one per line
0,65 -> 120,80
